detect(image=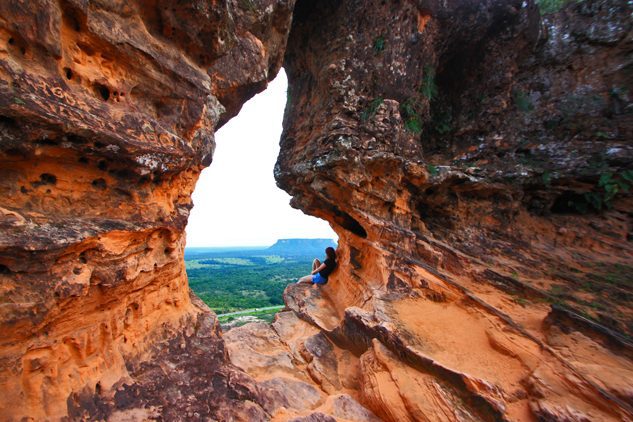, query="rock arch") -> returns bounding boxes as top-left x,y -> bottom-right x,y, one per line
1,0 -> 632,420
